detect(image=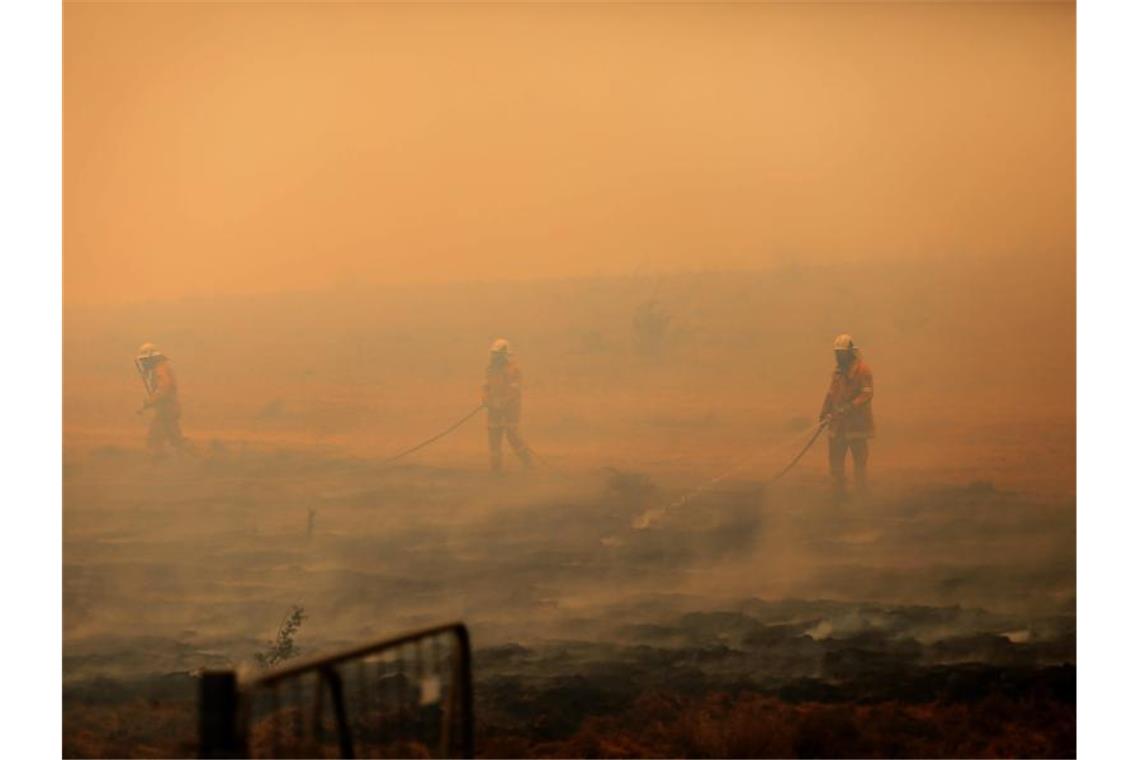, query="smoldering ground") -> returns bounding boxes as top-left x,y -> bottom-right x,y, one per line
63,448 -> 1073,670
62,446 -> 1074,757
